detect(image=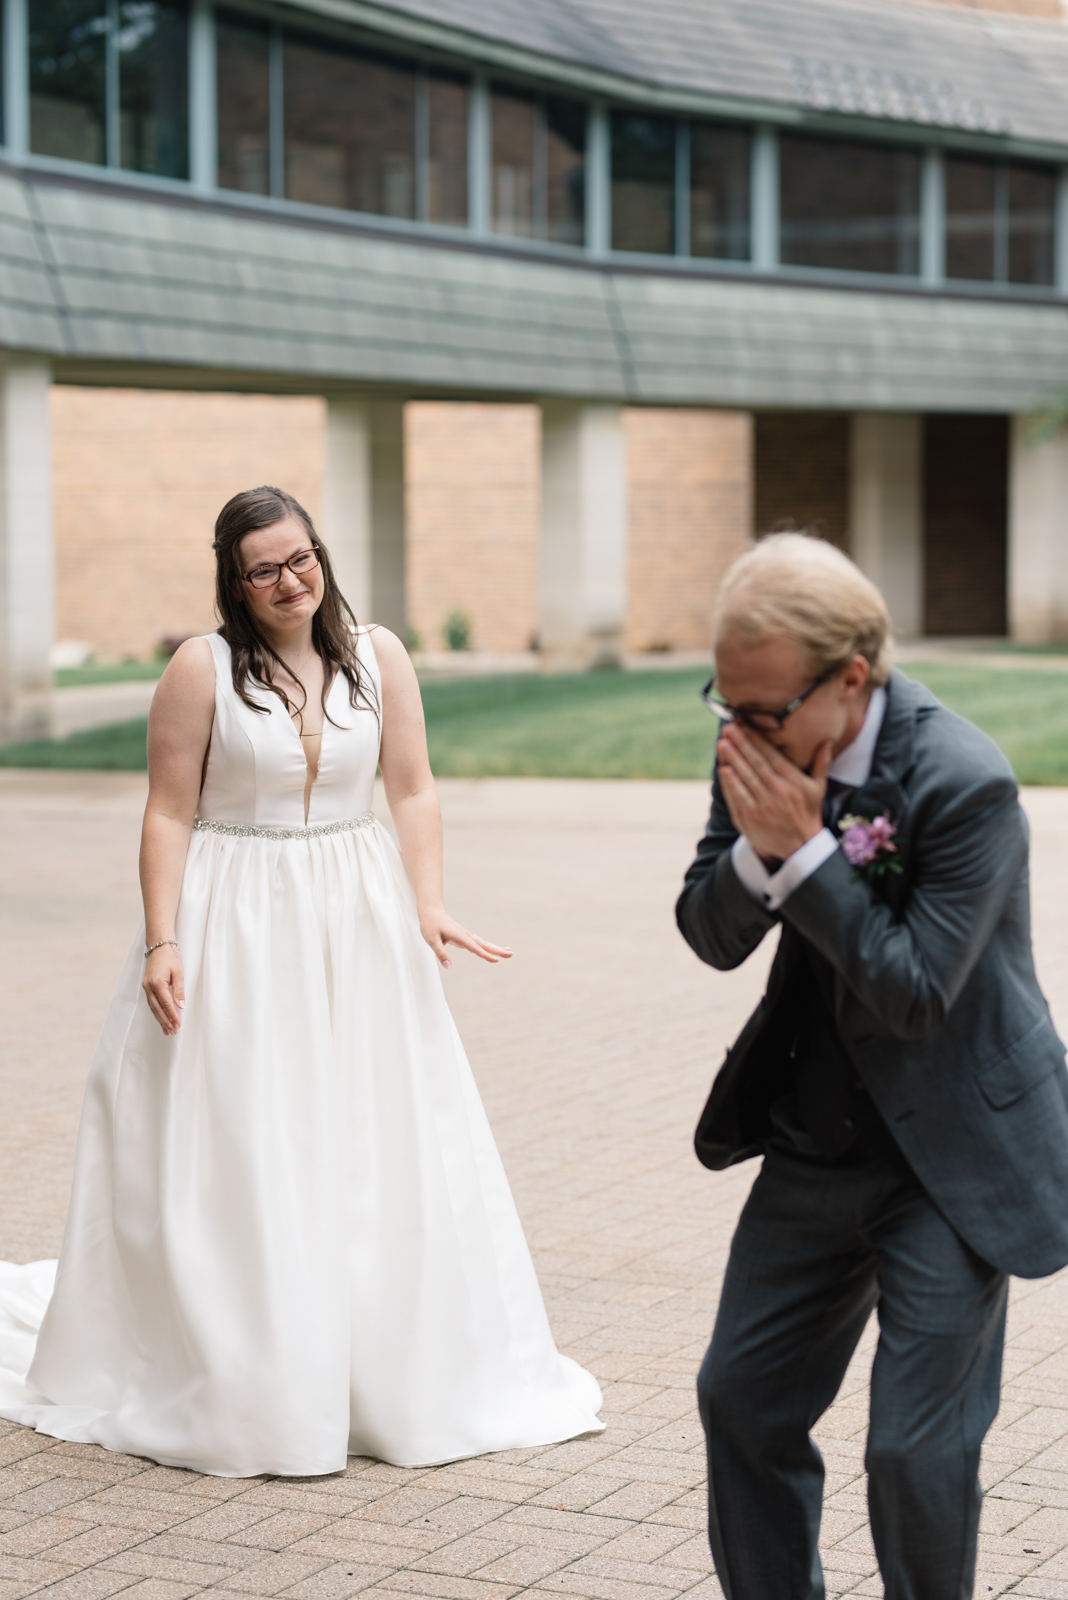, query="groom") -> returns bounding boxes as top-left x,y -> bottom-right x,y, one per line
676,533 -> 1068,1600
